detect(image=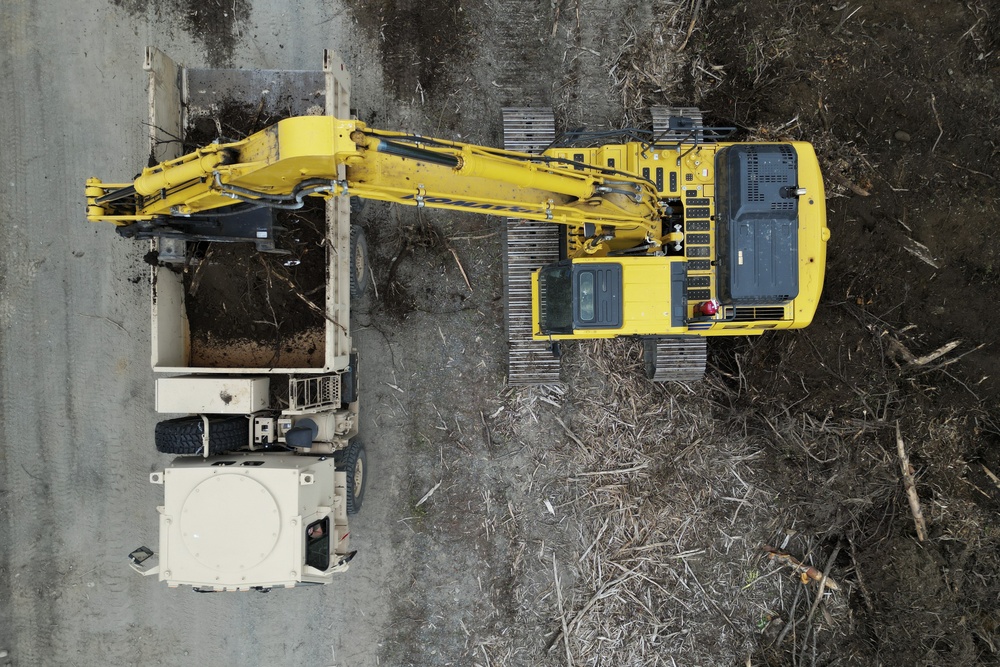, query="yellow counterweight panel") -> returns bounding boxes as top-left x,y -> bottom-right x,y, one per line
788,141 -> 829,329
